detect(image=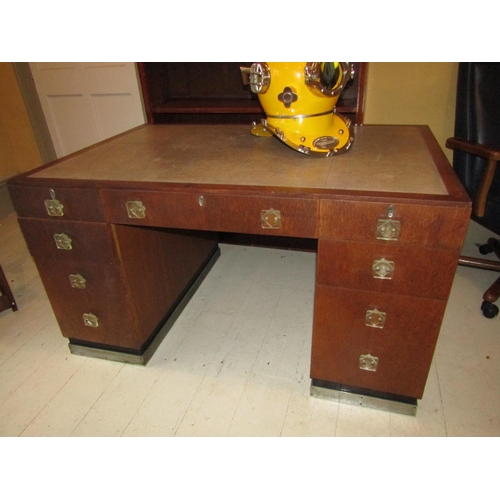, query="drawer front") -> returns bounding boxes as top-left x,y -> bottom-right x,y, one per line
35,260 -> 139,350
310,285 -> 447,399
101,189 -> 318,238
18,218 -> 119,265
320,200 -> 470,250
9,185 -> 105,222
317,239 -> 459,300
